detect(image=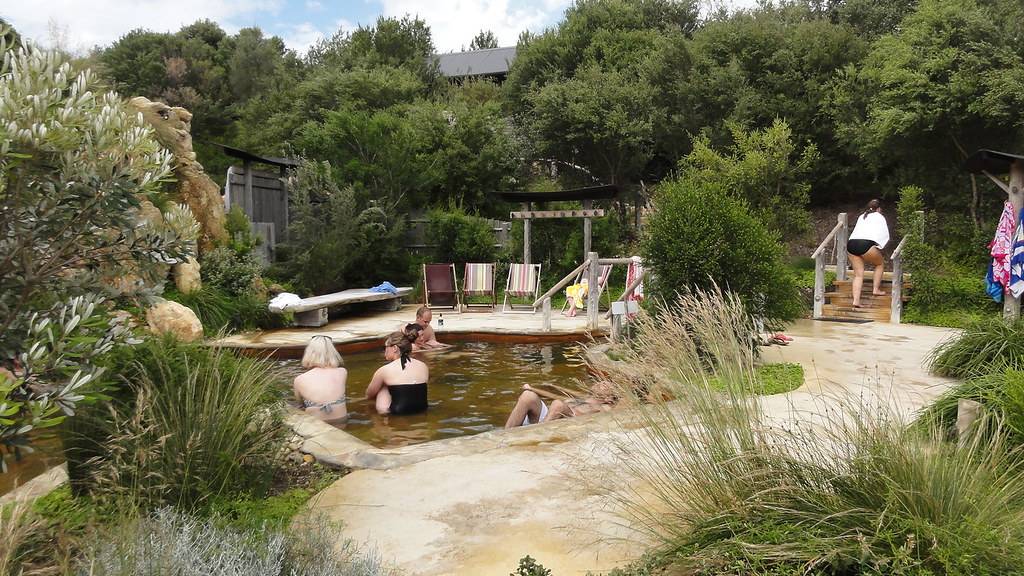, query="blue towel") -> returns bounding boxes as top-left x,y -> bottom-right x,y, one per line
369,281 -> 398,295
1010,208 -> 1024,299
987,265 -> 1004,303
